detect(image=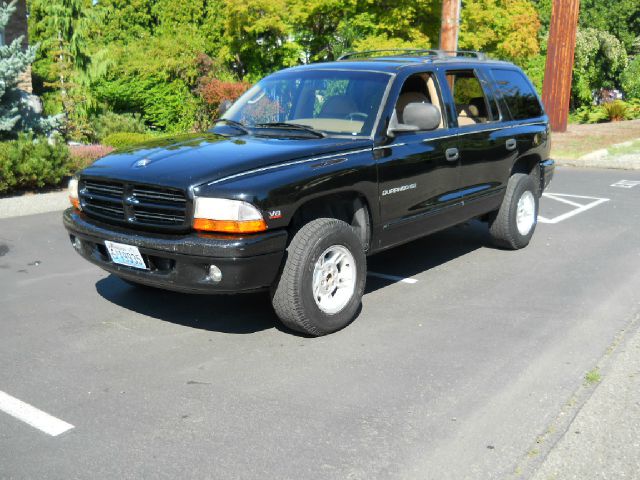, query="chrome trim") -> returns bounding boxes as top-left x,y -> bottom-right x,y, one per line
373,143 -> 407,150
369,73 -> 398,140
206,148 -> 374,186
